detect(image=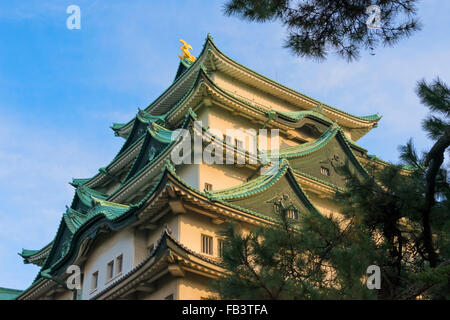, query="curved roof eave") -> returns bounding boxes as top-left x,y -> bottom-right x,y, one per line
205,35 -> 381,127
271,123 -> 372,179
